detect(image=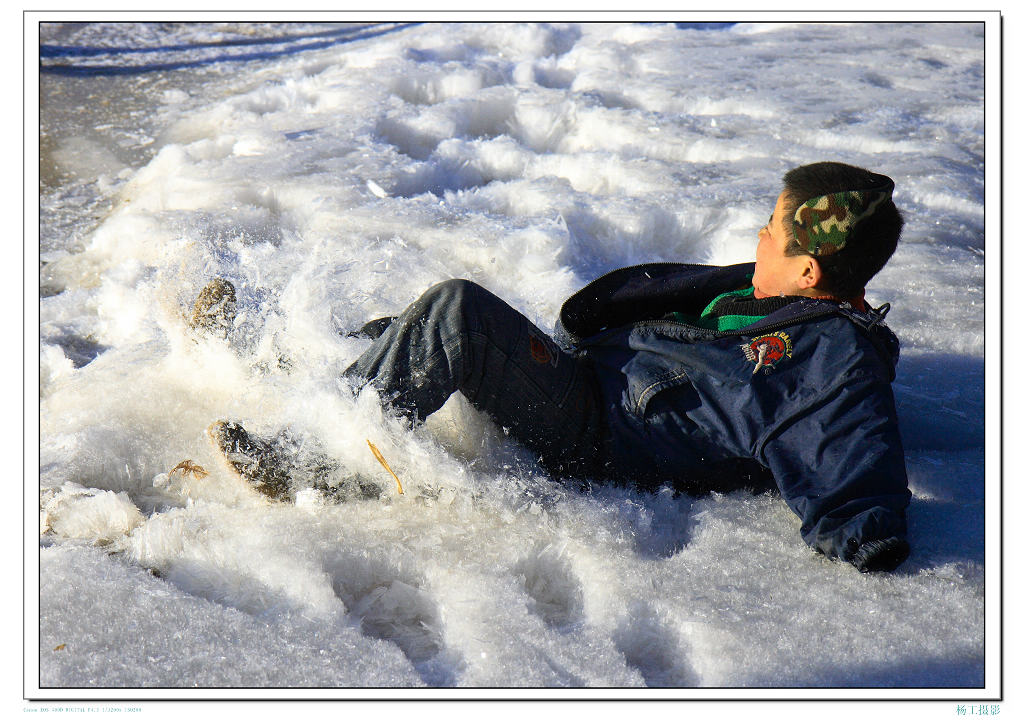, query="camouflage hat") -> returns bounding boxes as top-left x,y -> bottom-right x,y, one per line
791,176 -> 895,256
